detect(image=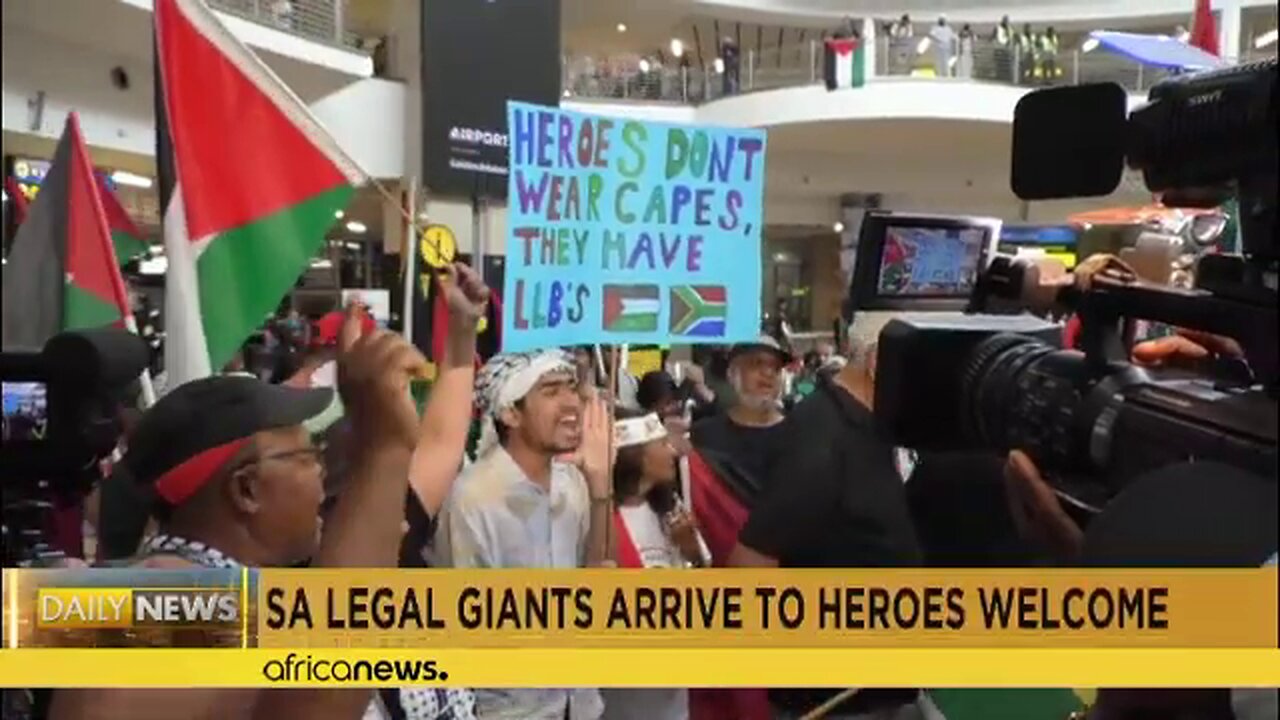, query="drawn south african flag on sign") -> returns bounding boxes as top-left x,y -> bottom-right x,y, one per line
669,285 -> 727,337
